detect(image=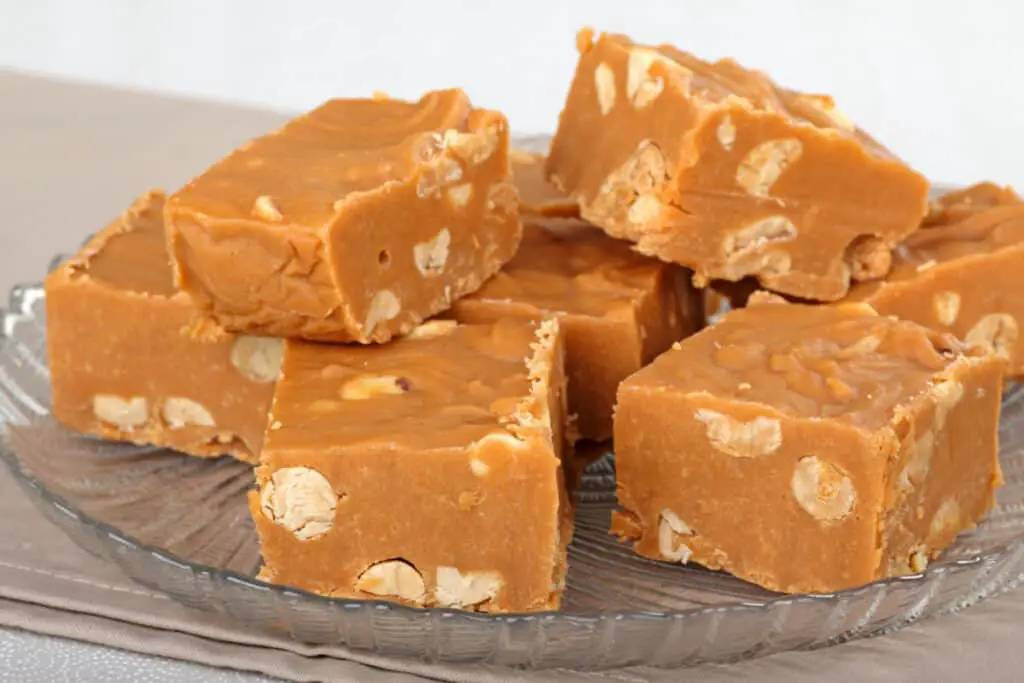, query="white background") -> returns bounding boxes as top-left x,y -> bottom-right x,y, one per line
0,0 -> 1019,187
